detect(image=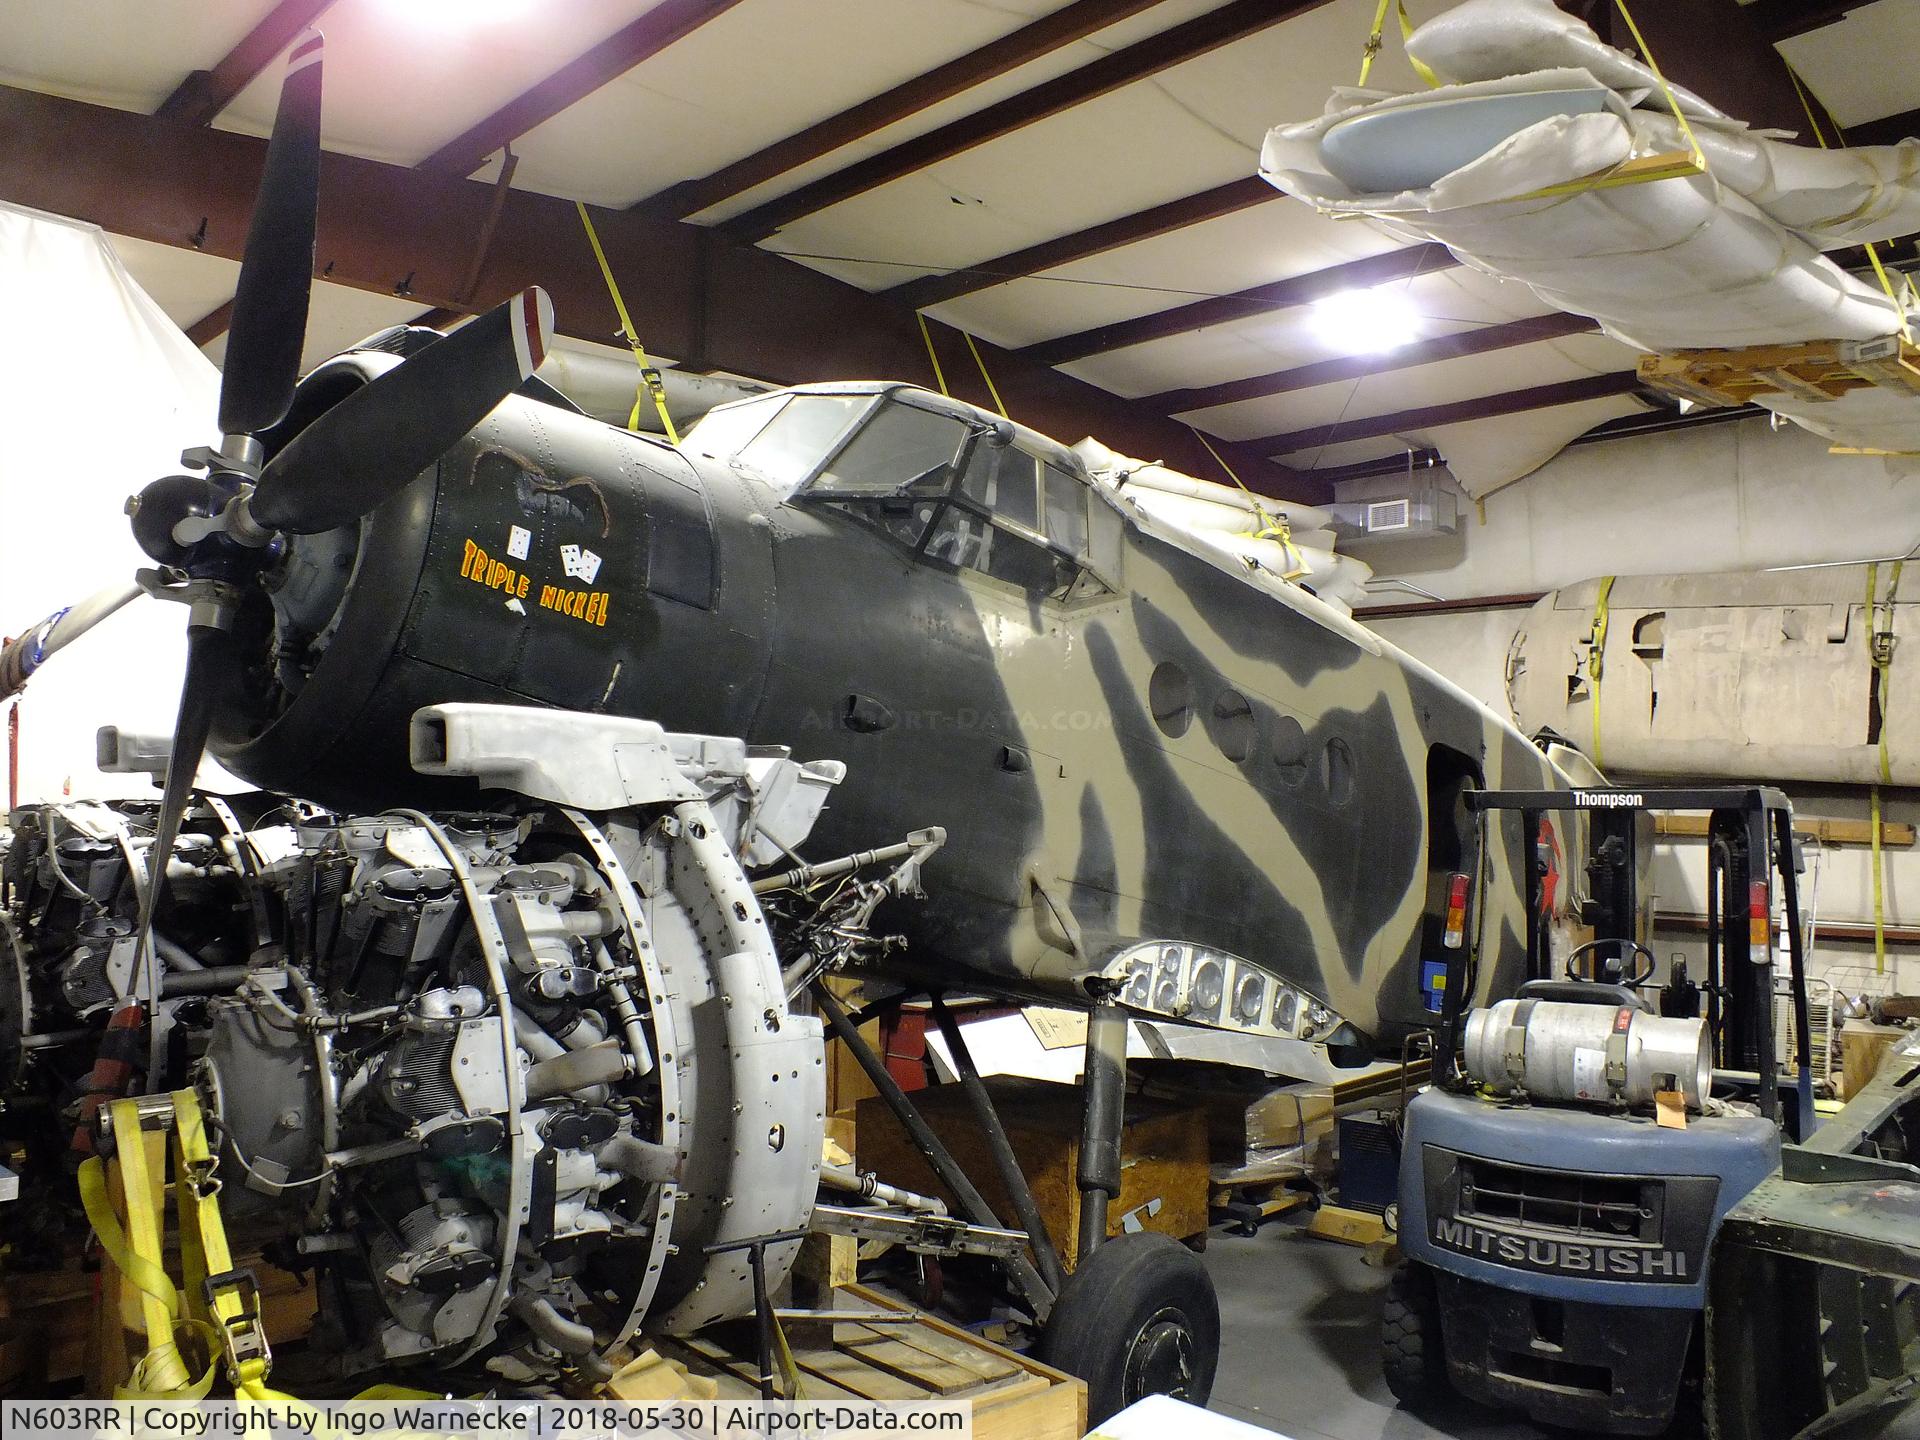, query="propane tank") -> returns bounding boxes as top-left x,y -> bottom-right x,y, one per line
1462,999 -> 1713,1110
